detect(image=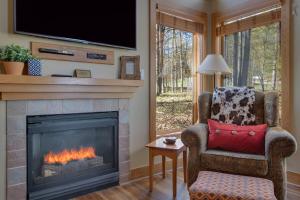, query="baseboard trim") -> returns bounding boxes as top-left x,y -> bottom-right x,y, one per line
287,171 -> 300,186
130,158 -> 183,180
129,164 -> 300,186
